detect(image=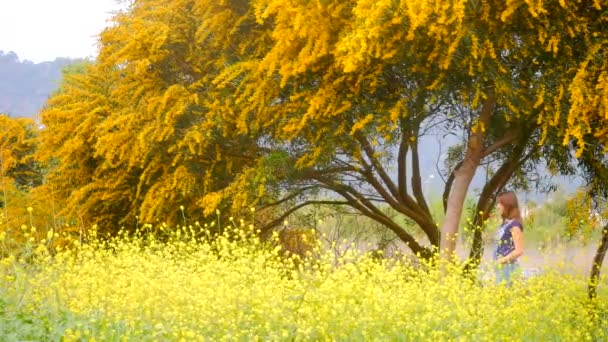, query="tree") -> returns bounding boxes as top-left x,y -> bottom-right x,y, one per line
0,114 -> 39,226
214,0 -> 607,261
38,0 -> 272,232
38,0 -> 608,264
